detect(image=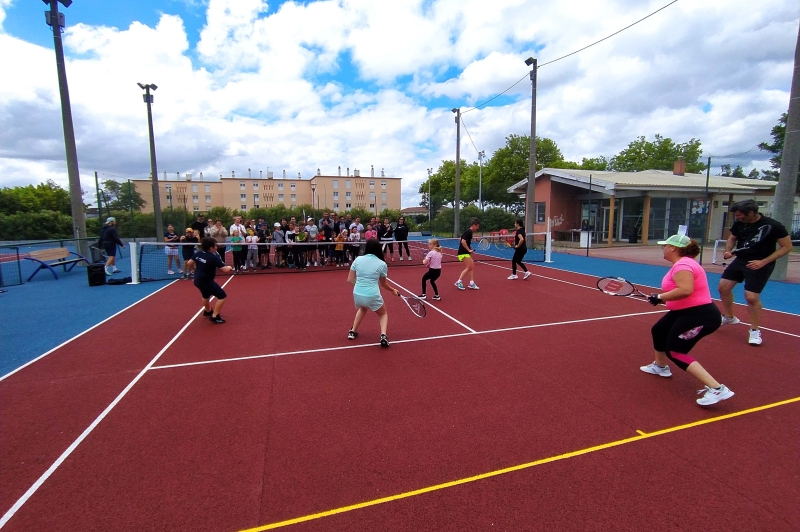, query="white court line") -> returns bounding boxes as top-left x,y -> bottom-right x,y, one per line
386,278 -> 476,333
0,276 -> 234,529
0,280 -> 179,382
150,309 -> 667,371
